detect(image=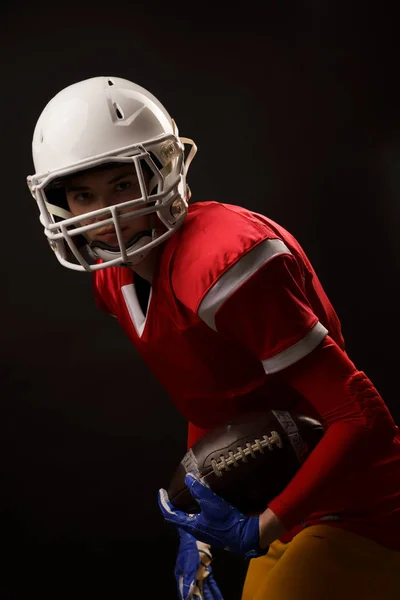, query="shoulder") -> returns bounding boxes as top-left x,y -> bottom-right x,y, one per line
170,201 -> 293,312
182,200 -> 276,239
